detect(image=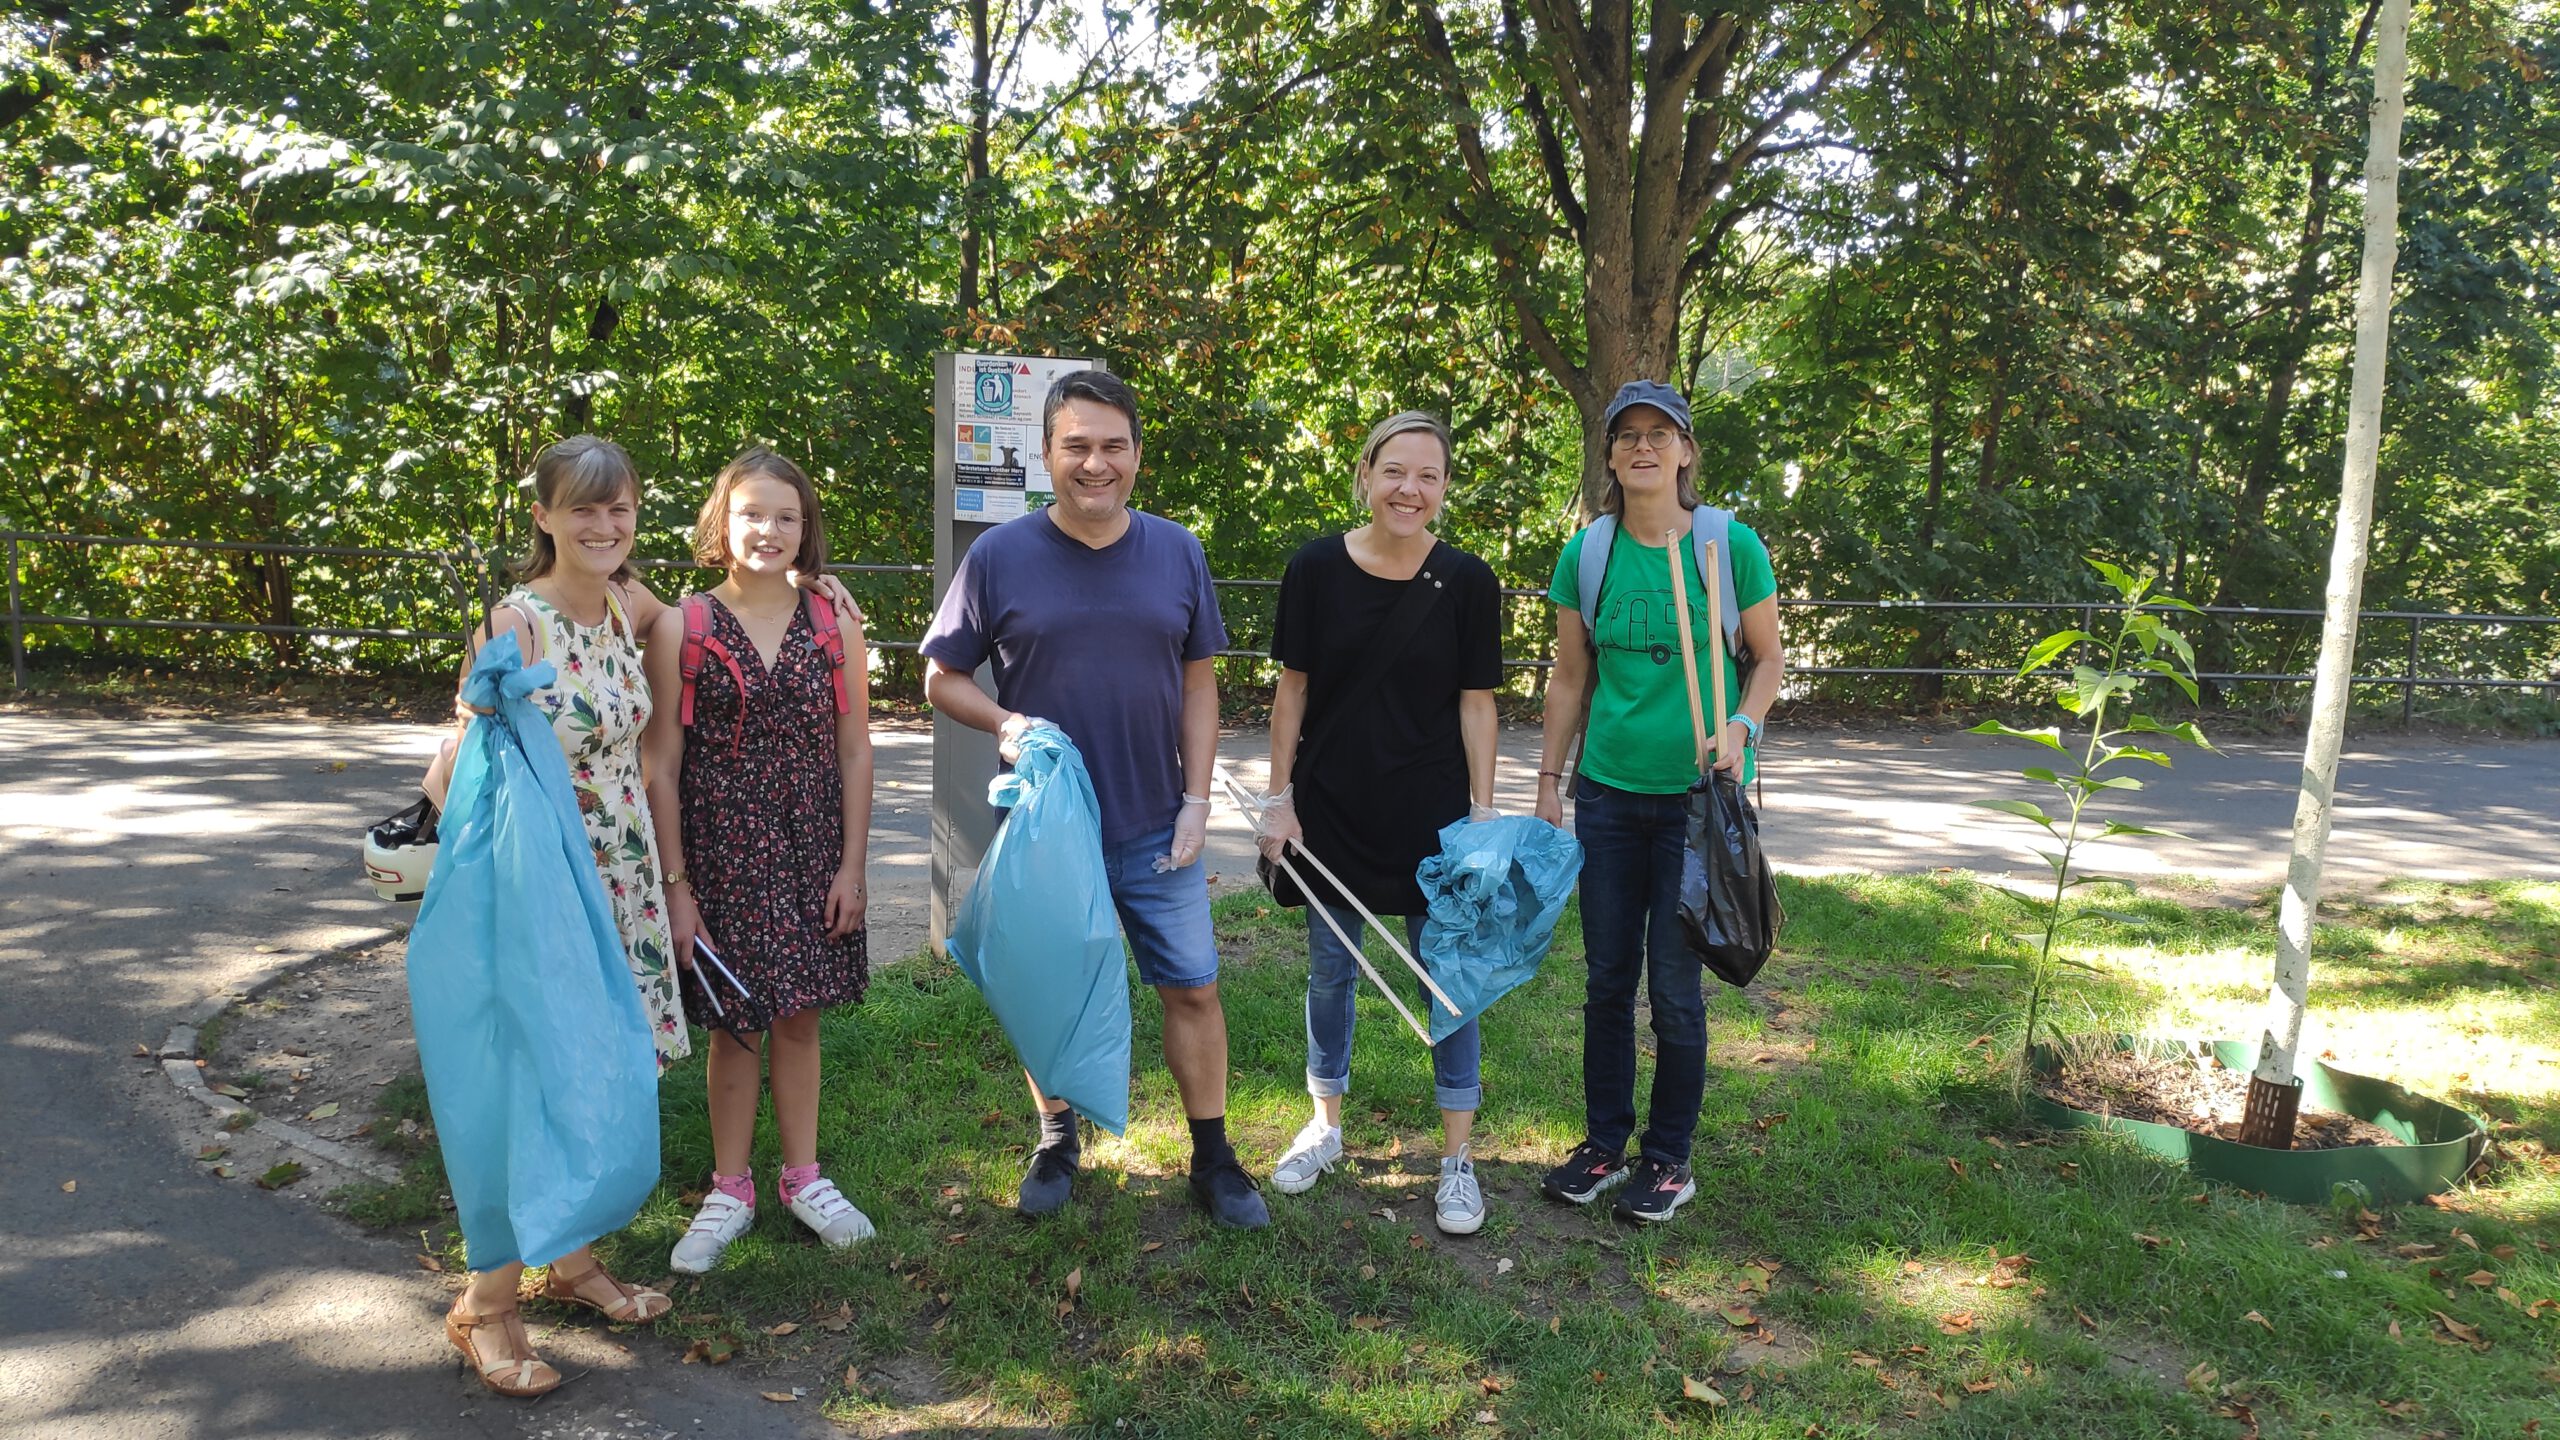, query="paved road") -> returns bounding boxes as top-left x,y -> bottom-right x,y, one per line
3,709 -> 2553,1437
